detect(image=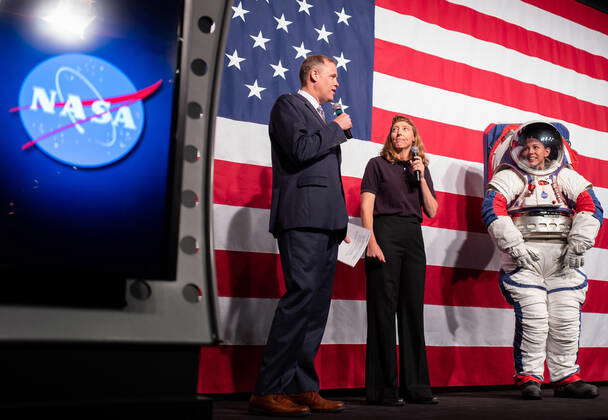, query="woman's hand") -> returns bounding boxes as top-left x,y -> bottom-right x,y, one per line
410,156 -> 425,177
366,240 -> 386,263
361,192 -> 385,262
